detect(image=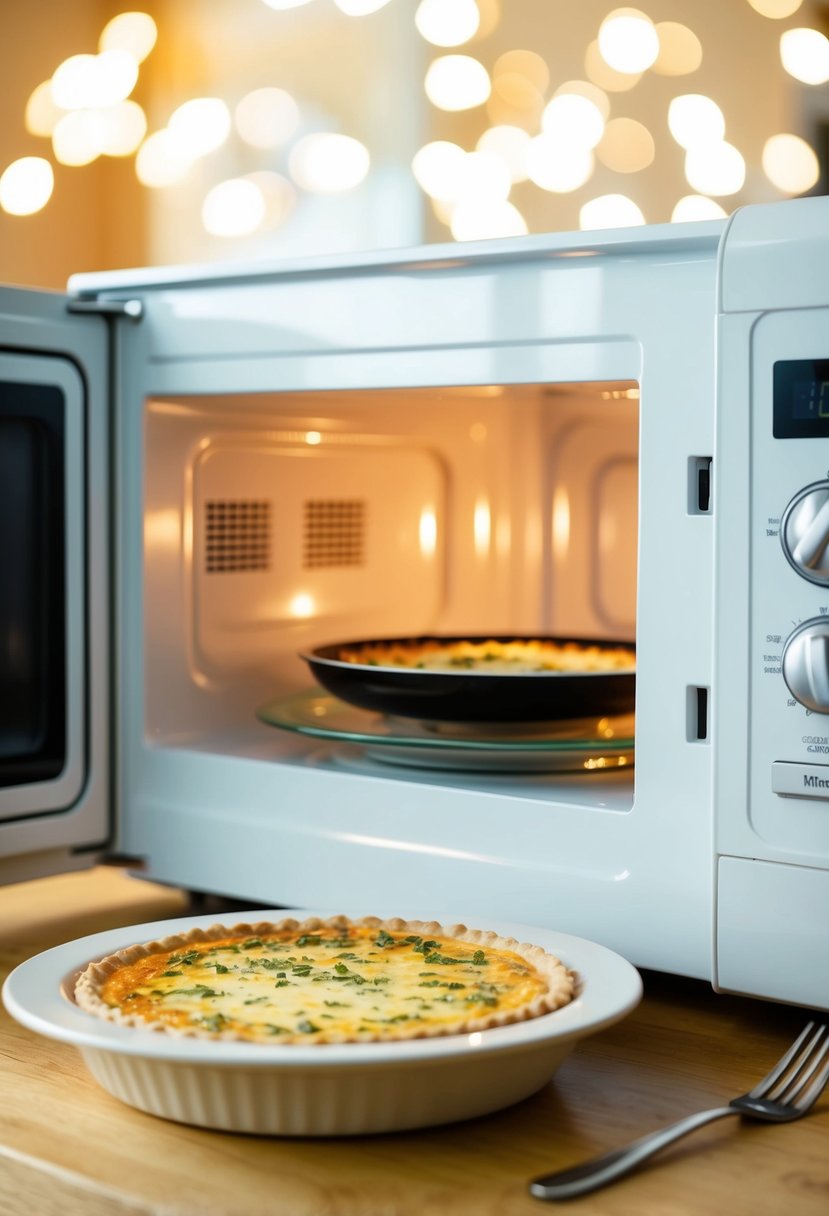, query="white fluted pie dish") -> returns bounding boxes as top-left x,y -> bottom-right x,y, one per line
2,910 -> 642,1136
